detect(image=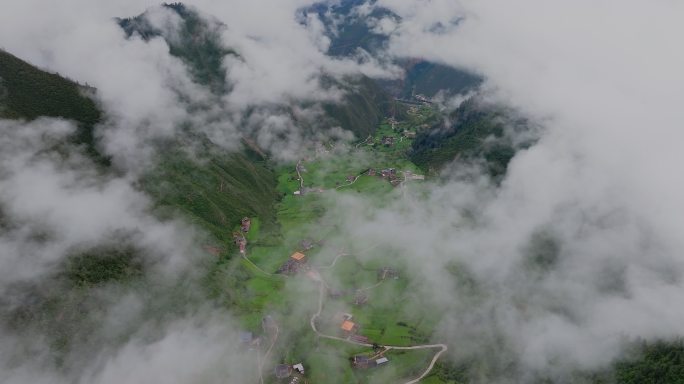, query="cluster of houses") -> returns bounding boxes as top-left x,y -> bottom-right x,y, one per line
245,221 -> 402,379
232,217 -> 252,254
366,167 -> 425,186
335,313 -> 369,345
366,167 -> 397,180
381,136 -> 396,147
